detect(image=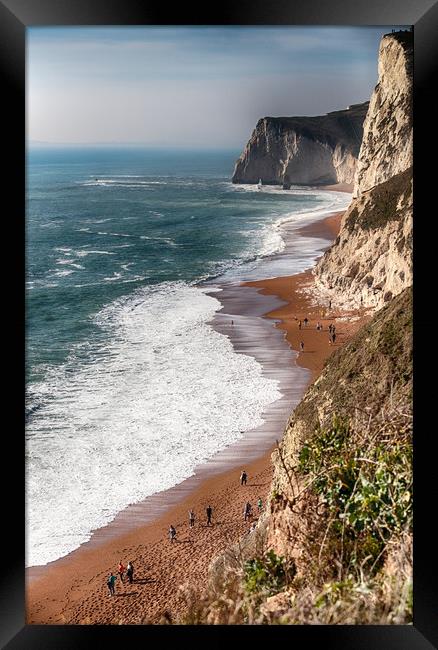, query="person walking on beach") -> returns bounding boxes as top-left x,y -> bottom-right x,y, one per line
332,332 -> 337,344
328,323 -> 333,334
189,510 -> 195,528
244,501 -> 252,522
169,525 -> 177,543
118,560 -> 126,583
206,505 -> 213,526
107,573 -> 117,596
257,497 -> 263,513
298,320 -> 302,330
240,470 -> 247,486
316,321 -> 321,331
231,320 -> 234,326
300,341 -> 304,352
303,317 -> 308,327
329,300 -> 332,310
126,561 -> 134,584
